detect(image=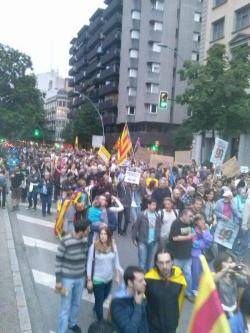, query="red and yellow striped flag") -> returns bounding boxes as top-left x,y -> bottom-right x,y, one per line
113,136 -> 121,151
188,255 -> 230,333
118,123 -> 132,164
